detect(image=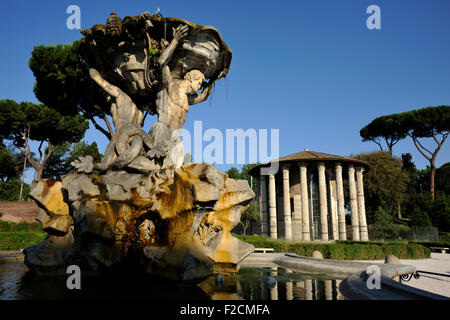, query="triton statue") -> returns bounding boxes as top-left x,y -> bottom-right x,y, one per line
24,11 -> 254,281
